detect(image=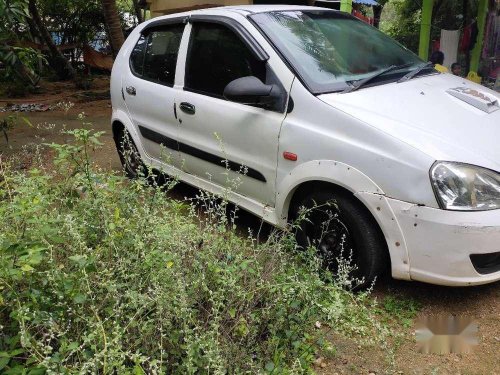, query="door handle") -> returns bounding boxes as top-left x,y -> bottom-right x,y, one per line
125,86 -> 136,96
179,102 -> 195,115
